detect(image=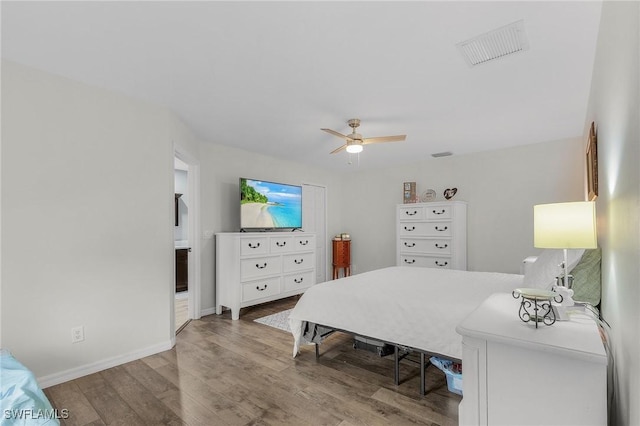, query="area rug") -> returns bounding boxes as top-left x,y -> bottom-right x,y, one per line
254,309 -> 293,333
